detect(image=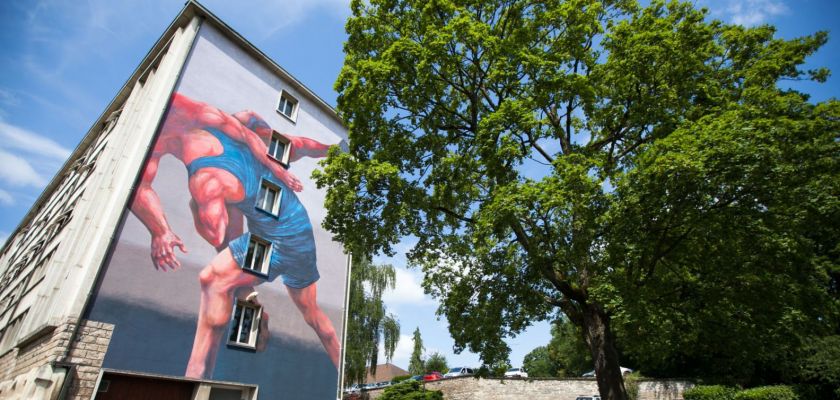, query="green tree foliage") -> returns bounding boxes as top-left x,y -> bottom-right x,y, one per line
379,381 -> 444,400
524,319 -> 593,377
798,335 -> 840,398
318,0 -> 839,398
523,346 -> 557,377
345,257 -> 401,386
408,327 -> 425,375
549,319 -> 593,377
424,352 -> 449,373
